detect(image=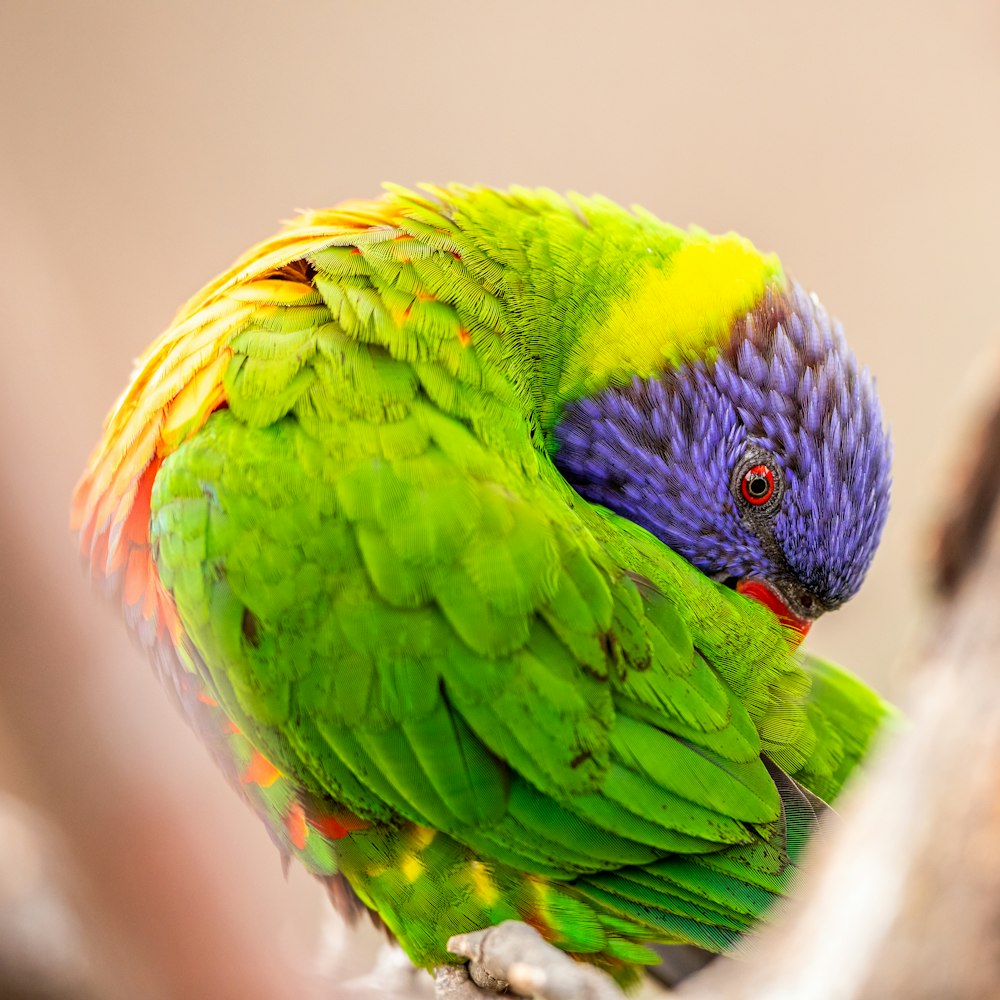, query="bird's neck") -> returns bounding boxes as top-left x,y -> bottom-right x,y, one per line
441,189 -> 783,443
